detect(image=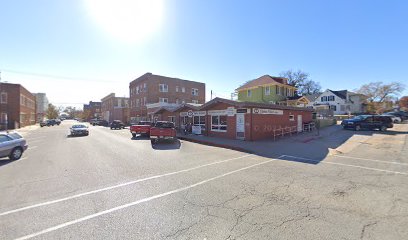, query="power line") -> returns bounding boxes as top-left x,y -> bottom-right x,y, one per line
0,68 -> 118,83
